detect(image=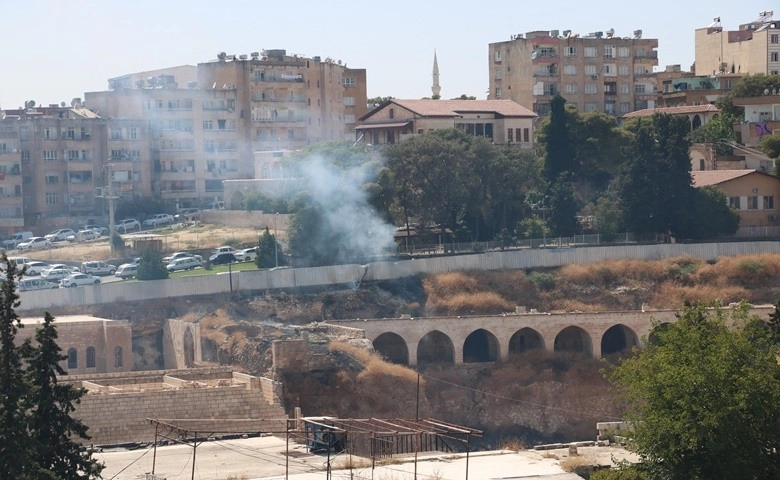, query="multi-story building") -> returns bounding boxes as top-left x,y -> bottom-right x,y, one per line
488,29 -> 659,116
0,104 -> 151,234
695,11 -> 780,77
656,68 -> 741,108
